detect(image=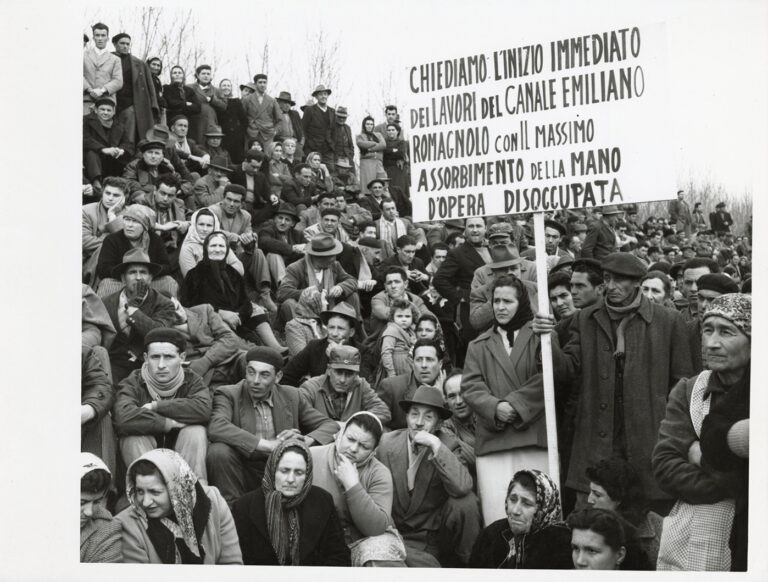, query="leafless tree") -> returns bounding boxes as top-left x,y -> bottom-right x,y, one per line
305,30 -> 347,104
